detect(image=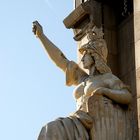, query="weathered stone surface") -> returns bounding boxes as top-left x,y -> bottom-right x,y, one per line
135,41 -> 140,69
63,1 -> 90,29
107,53 -> 119,76
134,12 -> 140,42
134,0 -> 140,138
137,98 -> 140,129
134,0 -> 140,12
88,95 -> 132,140
136,67 -> 140,98
103,4 -> 116,30
117,15 -> 135,78
120,69 -> 136,96
103,5 -> 118,76
104,29 -> 117,55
